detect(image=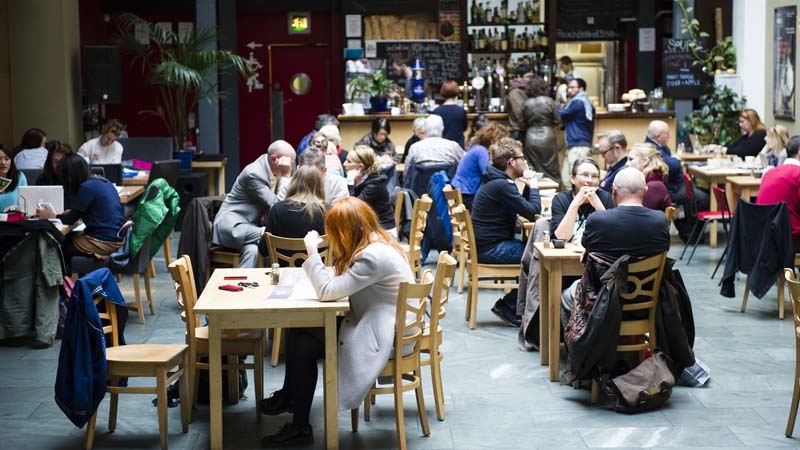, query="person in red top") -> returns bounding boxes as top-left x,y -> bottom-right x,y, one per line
757,135 -> 800,251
